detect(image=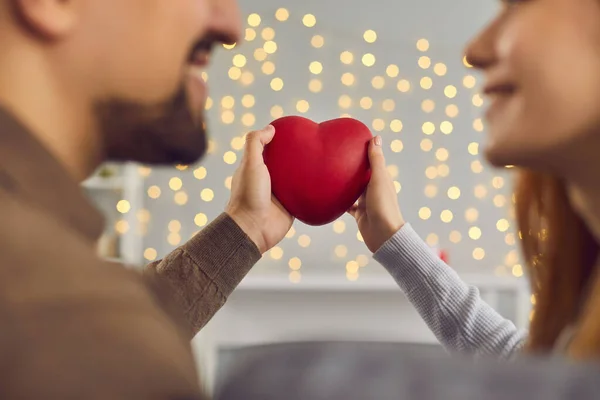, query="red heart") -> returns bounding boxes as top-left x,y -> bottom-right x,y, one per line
264,116 -> 372,226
